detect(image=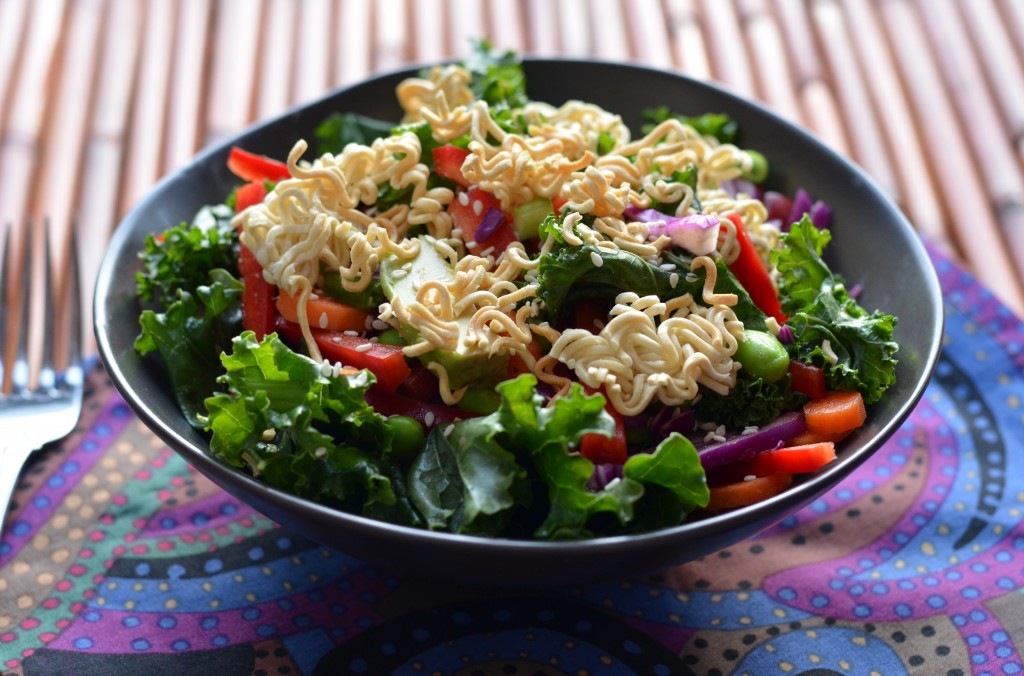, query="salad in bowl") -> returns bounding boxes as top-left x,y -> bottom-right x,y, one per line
132,45 -> 898,542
